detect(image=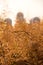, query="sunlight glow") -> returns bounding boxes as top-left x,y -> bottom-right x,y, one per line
0,0 -> 43,25
0,3 -> 3,14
